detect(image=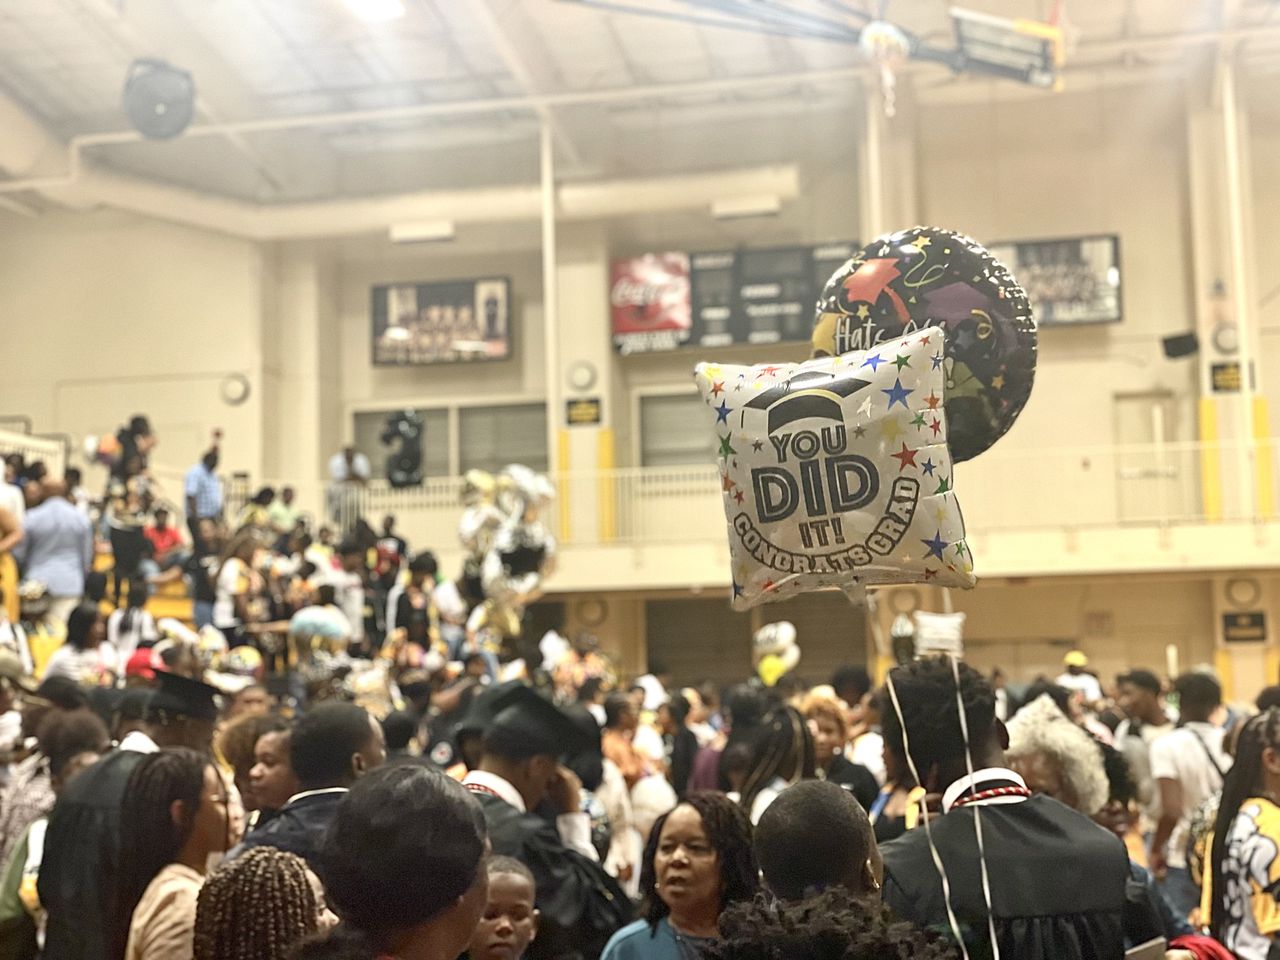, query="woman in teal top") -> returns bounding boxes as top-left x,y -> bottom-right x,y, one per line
600,793 -> 758,960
